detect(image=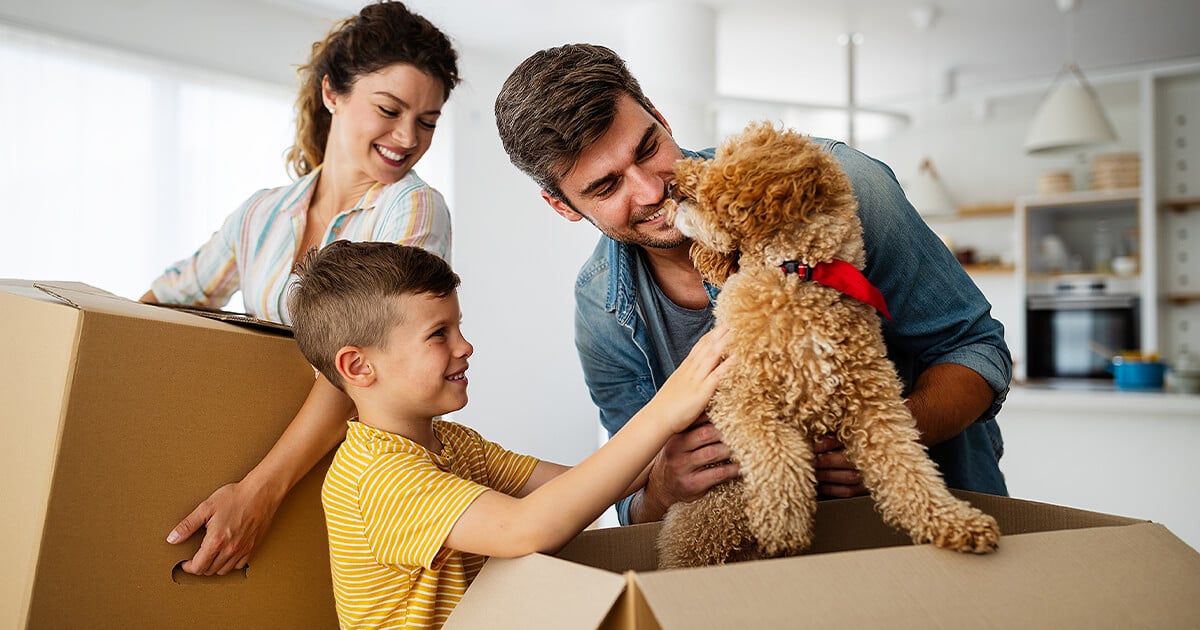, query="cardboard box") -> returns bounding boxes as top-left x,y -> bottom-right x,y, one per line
1,281 -> 336,628
447,491 -> 1200,629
